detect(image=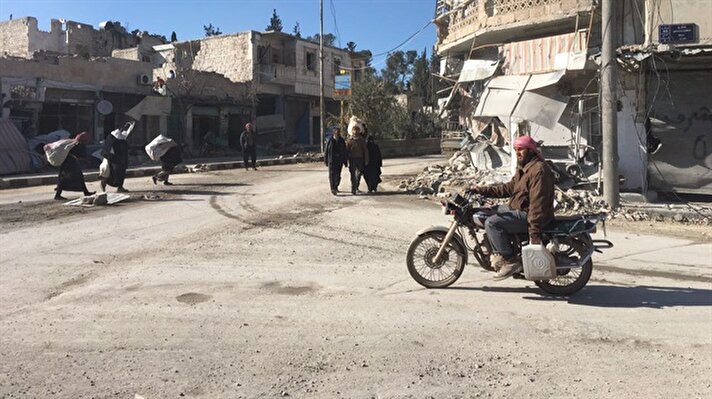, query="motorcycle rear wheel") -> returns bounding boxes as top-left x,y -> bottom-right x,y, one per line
406,231 -> 467,288
535,236 -> 592,296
